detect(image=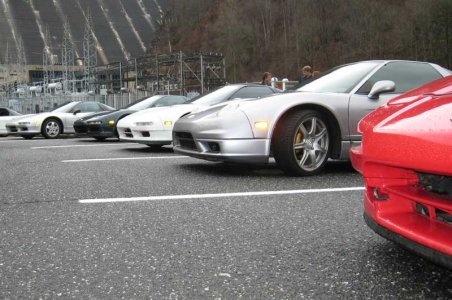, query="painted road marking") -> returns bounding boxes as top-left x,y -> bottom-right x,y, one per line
62,155 -> 187,163
31,143 -> 135,149
79,187 -> 365,204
